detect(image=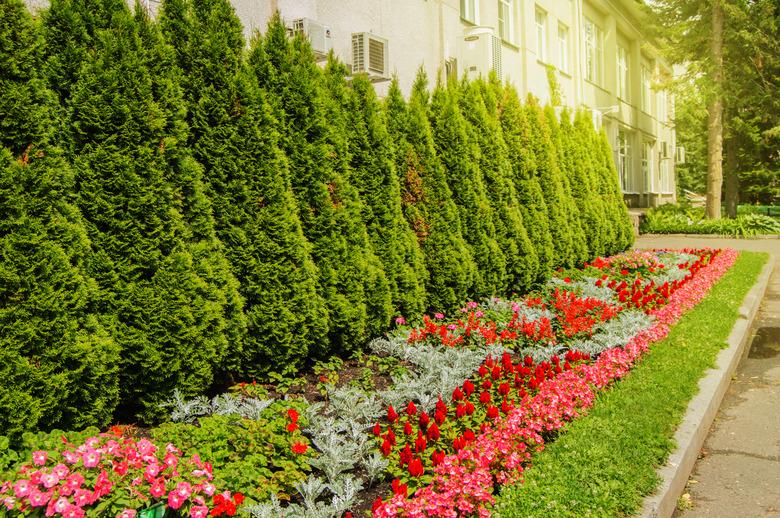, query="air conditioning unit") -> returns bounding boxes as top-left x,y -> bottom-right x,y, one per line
288,18 -> 332,60
351,33 -> 389,81
460,27 -> 502,81
675,146 -> 686,164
